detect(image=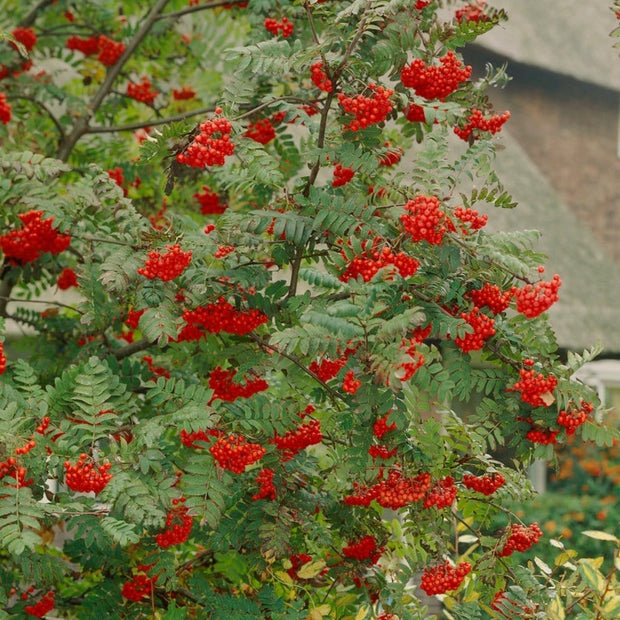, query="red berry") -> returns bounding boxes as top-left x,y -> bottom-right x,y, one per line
177,116 -> 235,168
401,51 -> 471,101
337,84 -> 393,131
497,523 -> 543,557
462,472 -> 505,495
127,76 -> 159,105
420,561 -> 471,595
137,244 -> 192,281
